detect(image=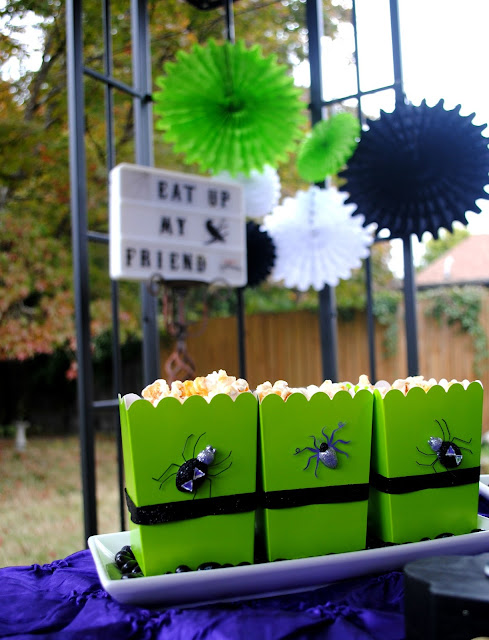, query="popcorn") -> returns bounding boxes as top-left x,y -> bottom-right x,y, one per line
255,381 -> 273,400
256,376 -> 374,401
255,380 -> 292,401
142,373 -> 476,406
373,376 -> 474,397
170,380 -> 186,401
141,379 -> 170,405
232,378 -> 251,397
141,369 -> 250,404
255,374 -> 476,402
193,376 -> 209,396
